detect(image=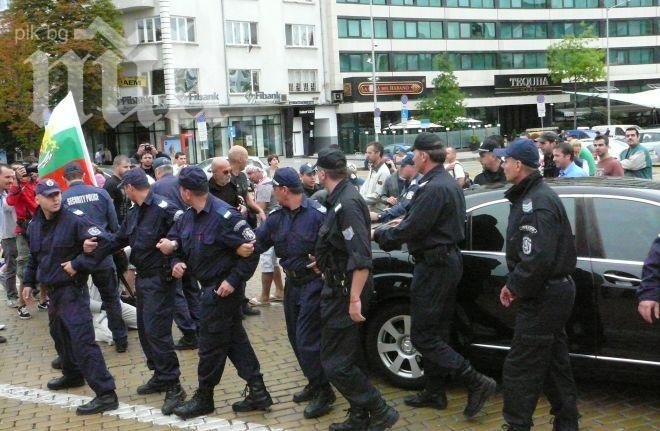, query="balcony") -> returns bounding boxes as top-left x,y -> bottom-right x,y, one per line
113,0 -> 155,12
